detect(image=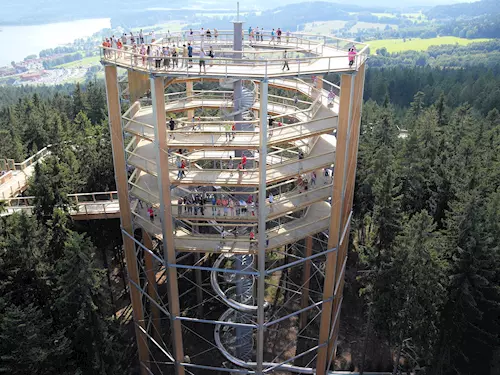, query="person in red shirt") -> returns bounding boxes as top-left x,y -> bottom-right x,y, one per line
180,159 -> 186,178
241,154 -> 247,169
147,207 -> 154,222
